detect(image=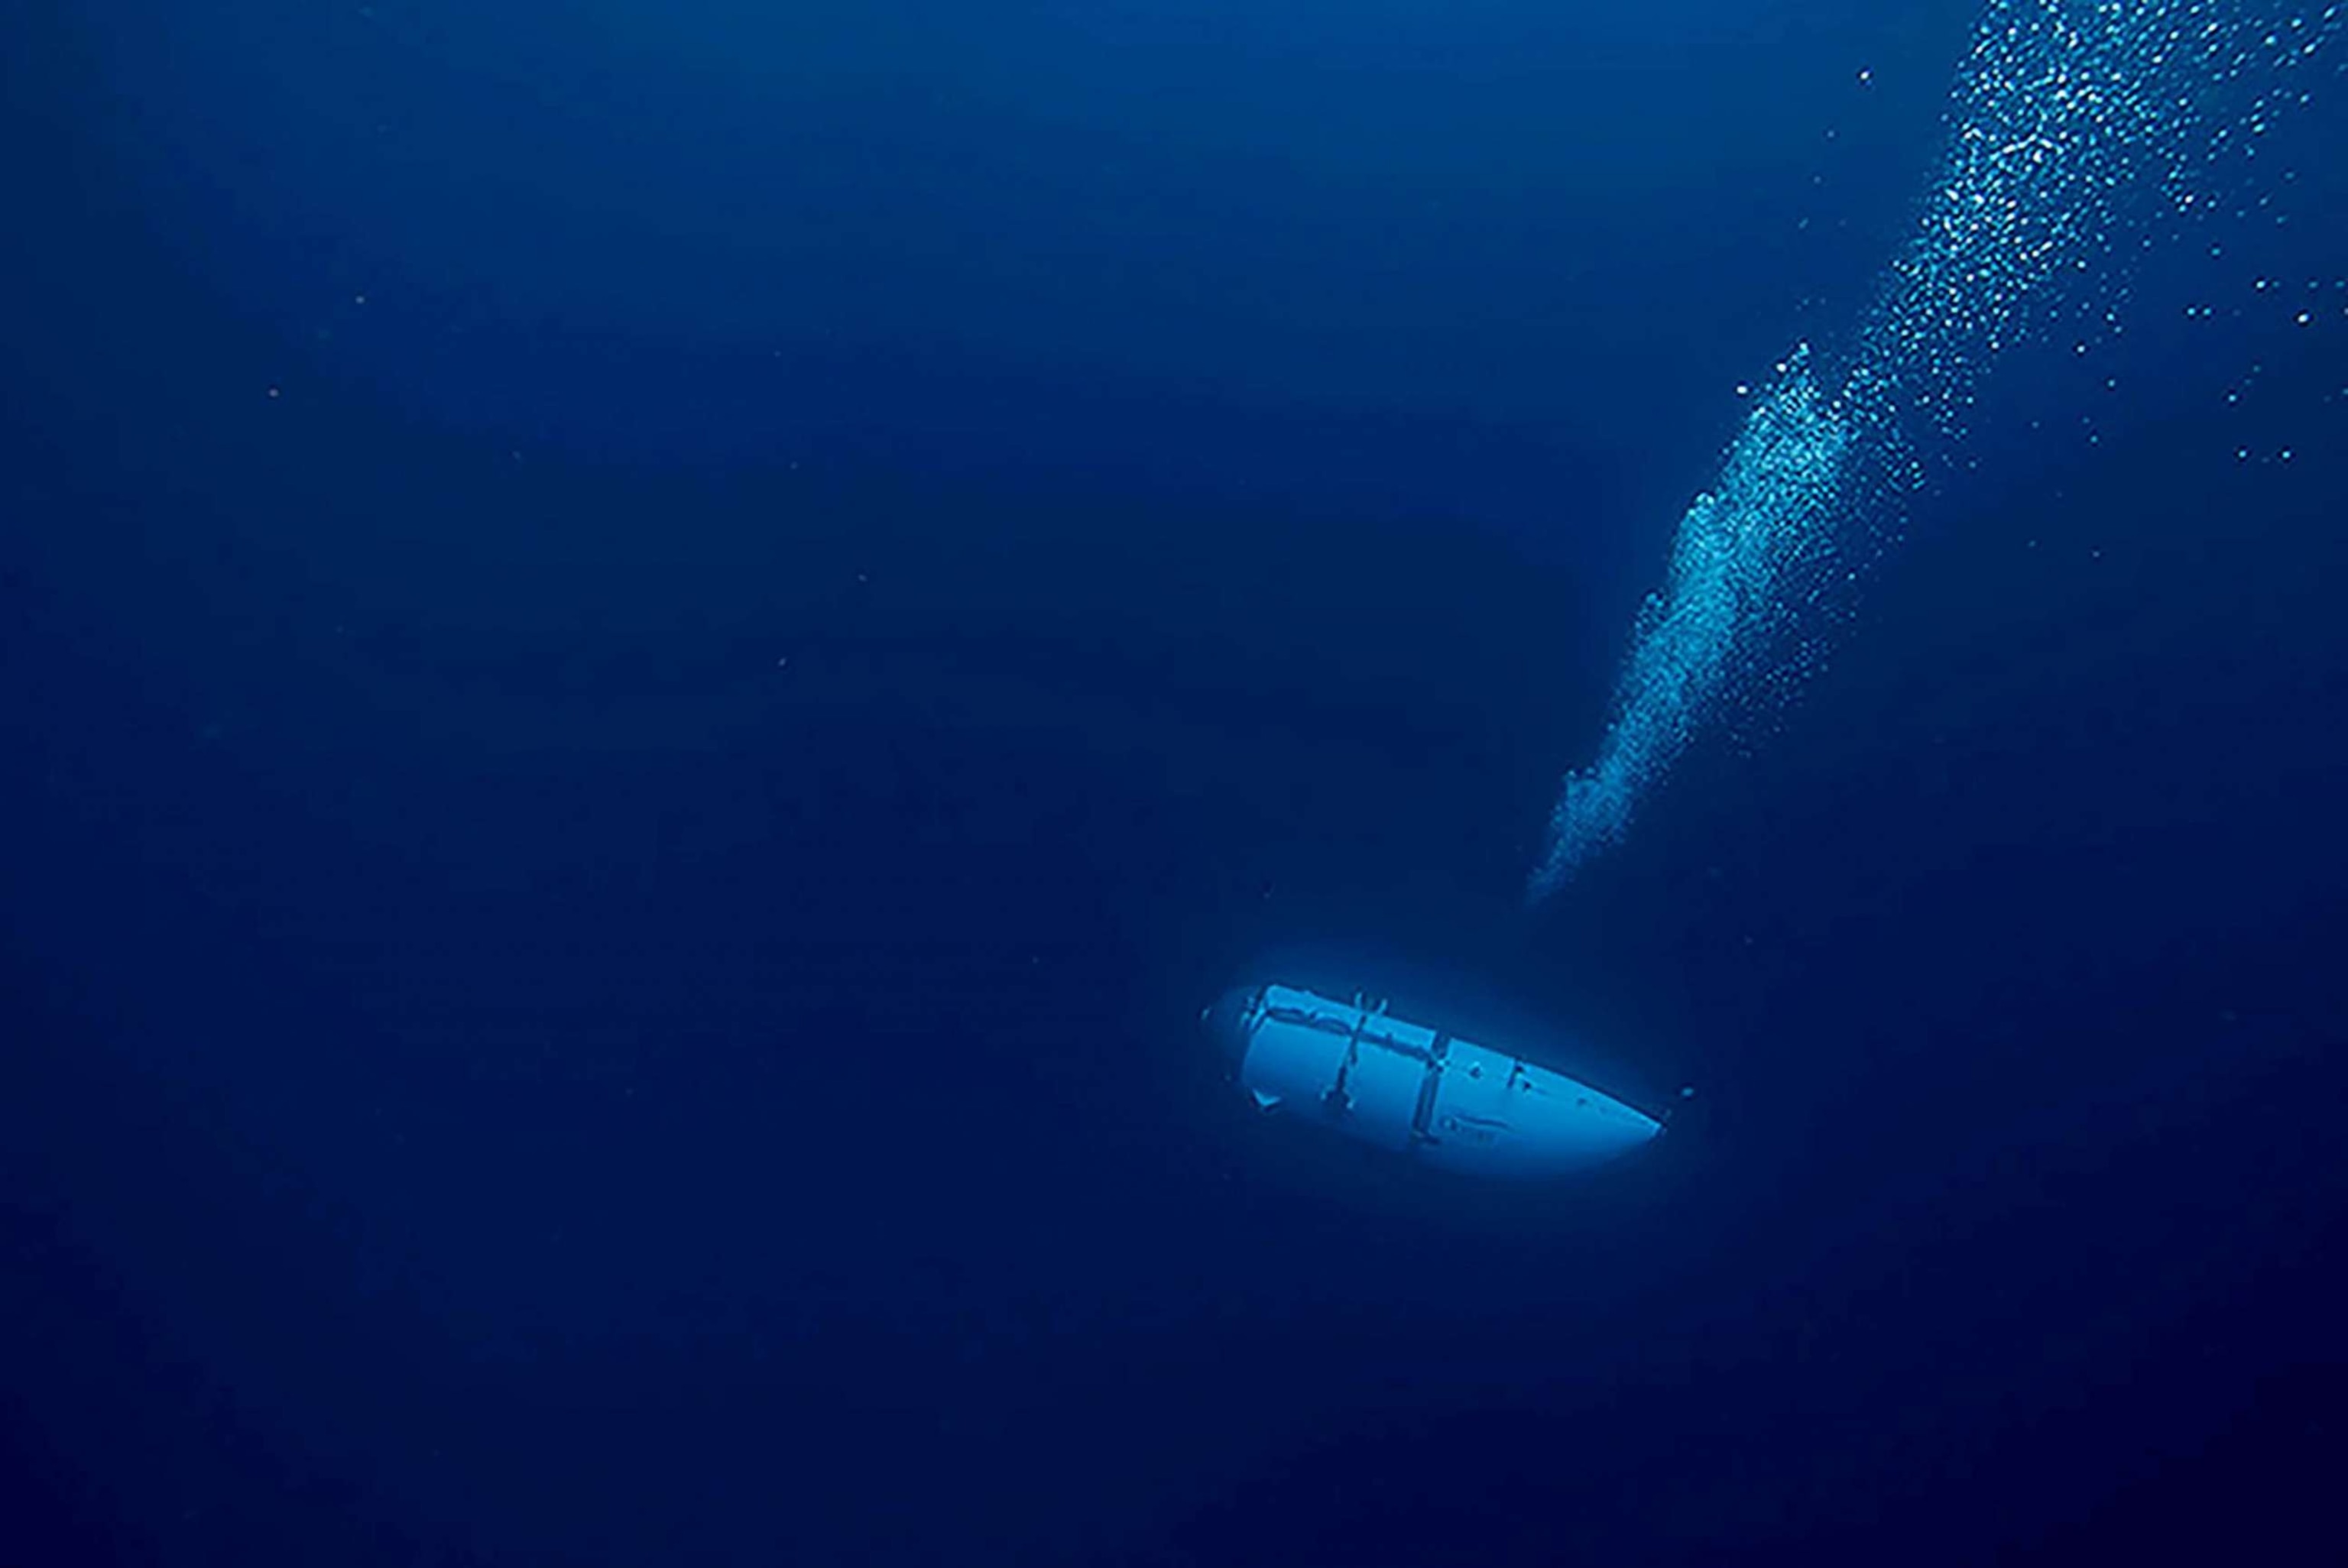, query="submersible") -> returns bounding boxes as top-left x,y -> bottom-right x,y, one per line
1204,983 -> 1662,1178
